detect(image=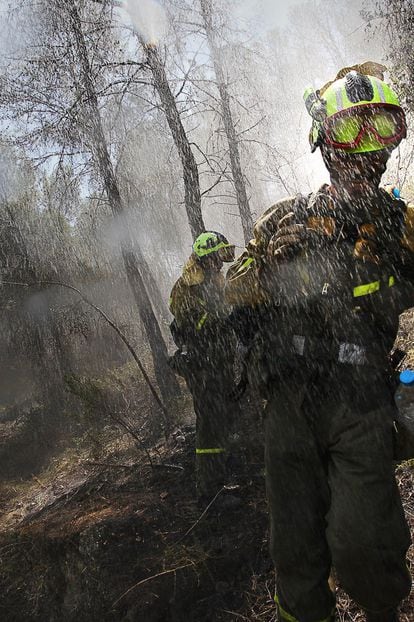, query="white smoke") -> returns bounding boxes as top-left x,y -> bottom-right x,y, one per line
123,0 -> 168,45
